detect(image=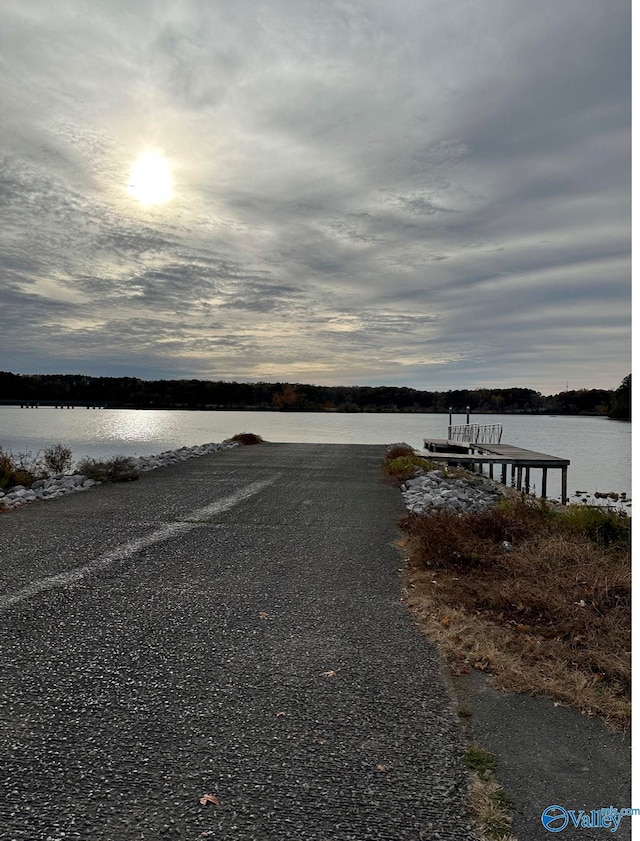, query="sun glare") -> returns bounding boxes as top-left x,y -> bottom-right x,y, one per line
127,151 -> 173,205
